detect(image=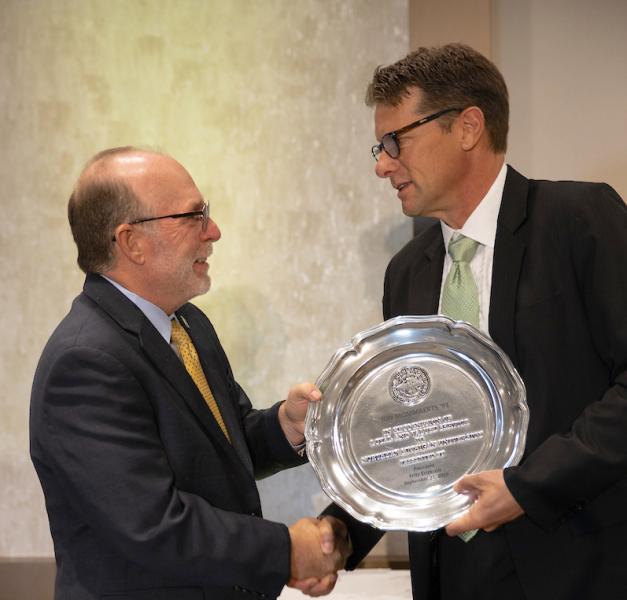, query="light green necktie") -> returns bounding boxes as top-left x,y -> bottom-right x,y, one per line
441,234 -> 480,328
441,234 -> 480,542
